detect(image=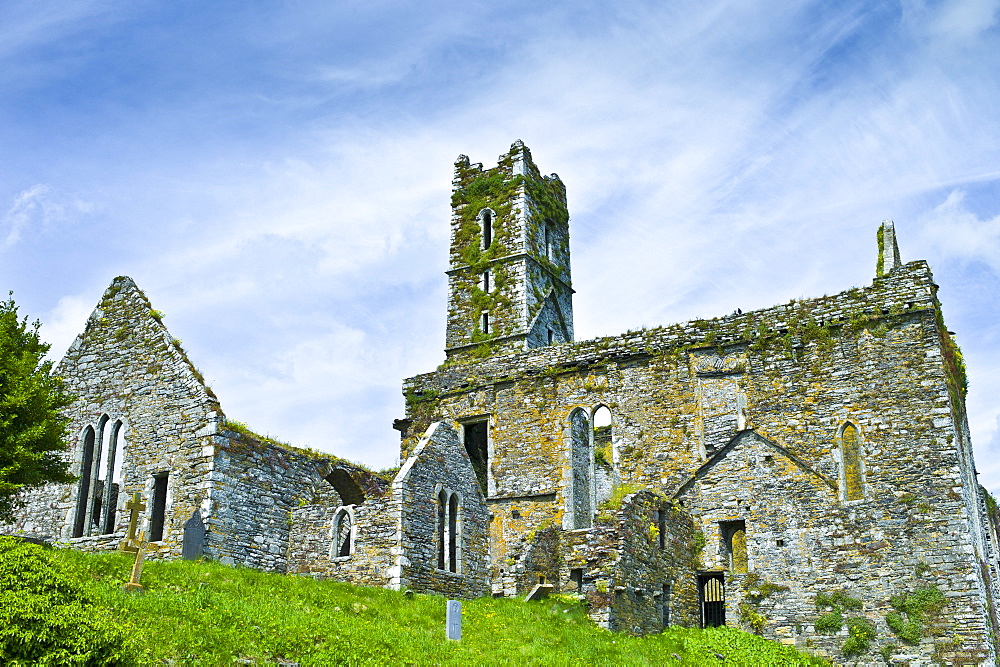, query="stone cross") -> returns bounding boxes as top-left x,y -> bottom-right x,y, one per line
119,492 -> 149,592
123,492 -> 146,544
122,530 -> 148,592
